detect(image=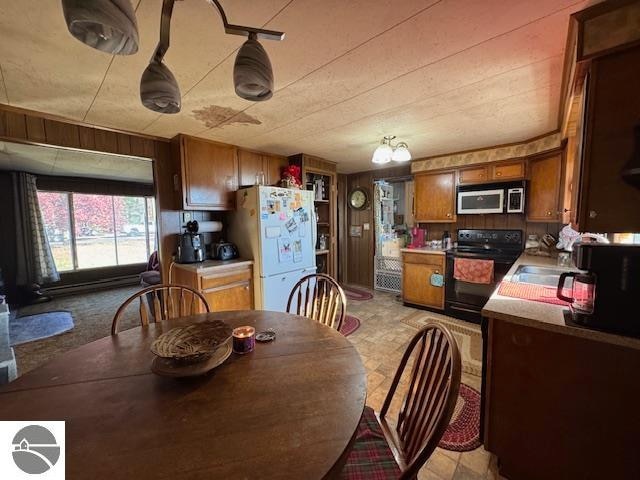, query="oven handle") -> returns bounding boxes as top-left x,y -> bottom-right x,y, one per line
448,304 -> 481,314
